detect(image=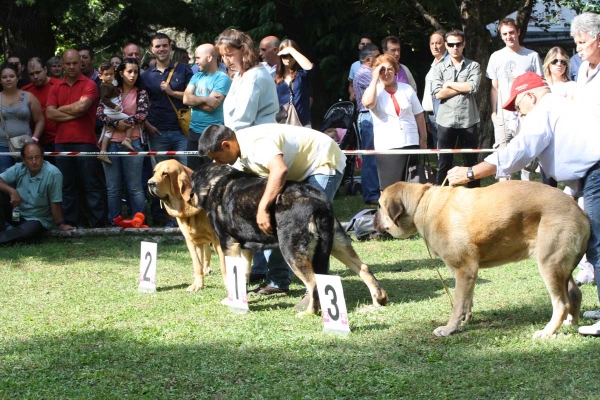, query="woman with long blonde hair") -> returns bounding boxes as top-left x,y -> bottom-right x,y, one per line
543,46 -> 576,99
